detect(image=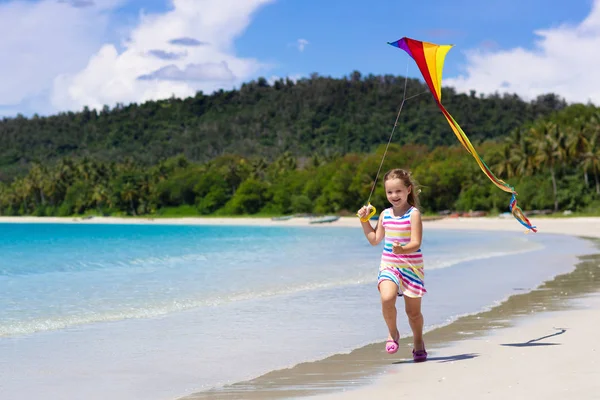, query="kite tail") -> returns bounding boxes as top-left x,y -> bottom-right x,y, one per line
510,193 -> 537,232
437,101 -> 537,232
